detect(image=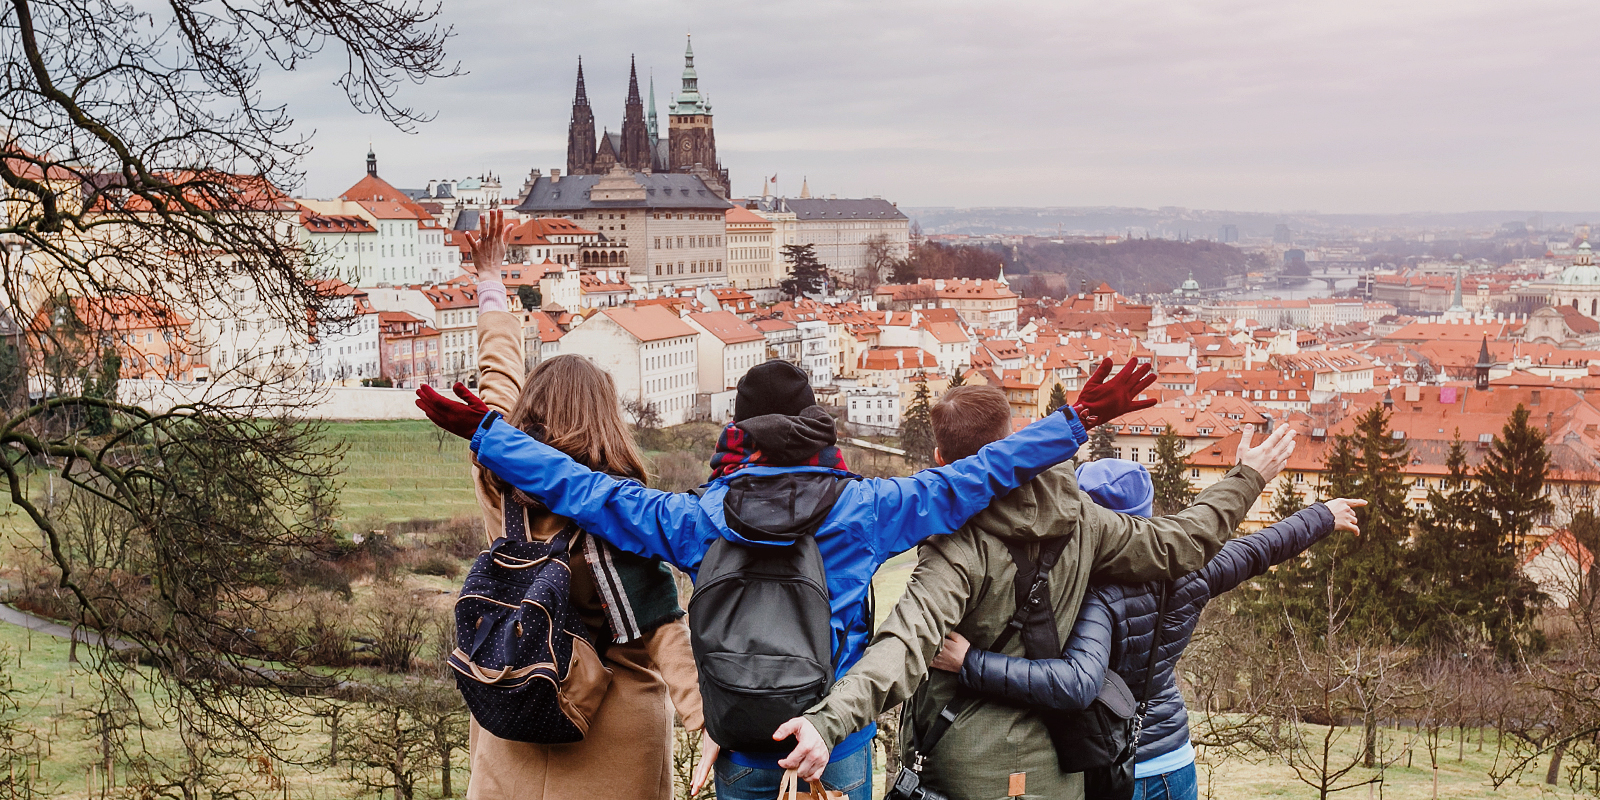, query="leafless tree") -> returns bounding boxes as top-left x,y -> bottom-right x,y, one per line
0,0 -> 454,793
